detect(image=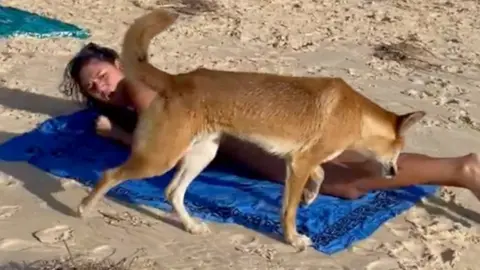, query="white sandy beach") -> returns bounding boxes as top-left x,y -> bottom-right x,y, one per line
1,0 -> 480,269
